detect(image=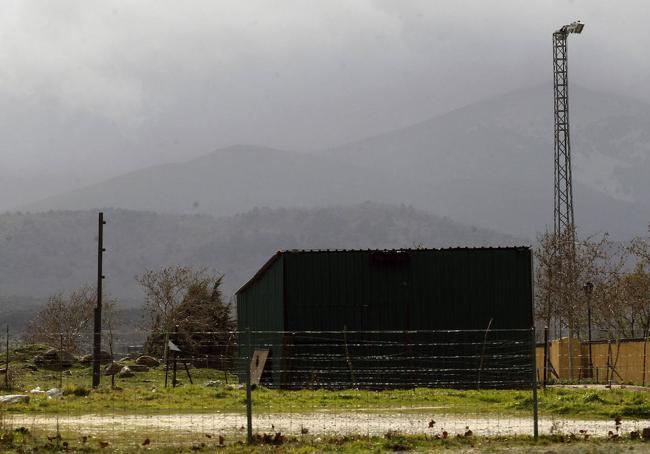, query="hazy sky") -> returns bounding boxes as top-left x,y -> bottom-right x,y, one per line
1,1 -> 649,183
